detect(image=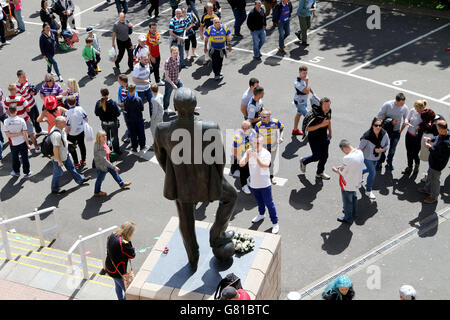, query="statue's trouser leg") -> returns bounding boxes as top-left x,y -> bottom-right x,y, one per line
210,179 -> 238,247
175,200 -> 200,266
